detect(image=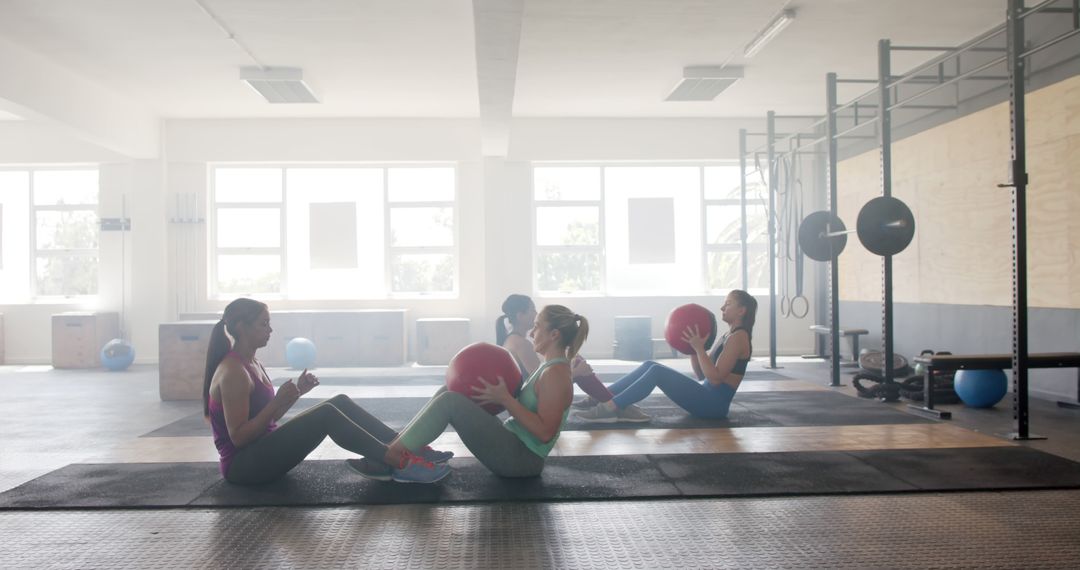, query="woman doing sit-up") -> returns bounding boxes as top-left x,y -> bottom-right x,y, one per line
496,294 -> 650,422
575,290 -> 756,423
205,298 -> 451,485
375,304 -> 588,478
